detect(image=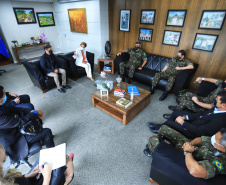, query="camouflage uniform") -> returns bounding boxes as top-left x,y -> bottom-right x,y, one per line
148,125 -> 226,179
177,80 -> 225,112
120,48 -> 147,78
152,57 -> 193,91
